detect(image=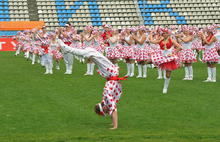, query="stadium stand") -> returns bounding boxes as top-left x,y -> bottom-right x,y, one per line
0,0 -> 219,32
